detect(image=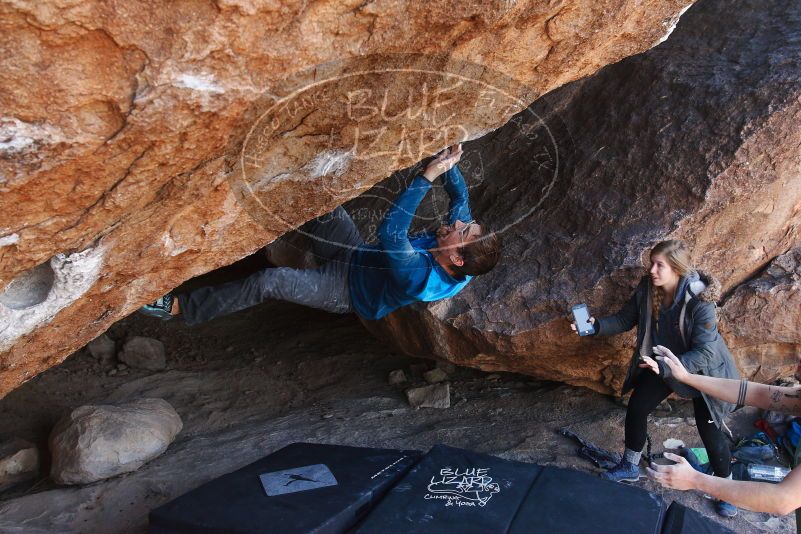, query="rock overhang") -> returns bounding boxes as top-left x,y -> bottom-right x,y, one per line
2,0 -> 699,397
